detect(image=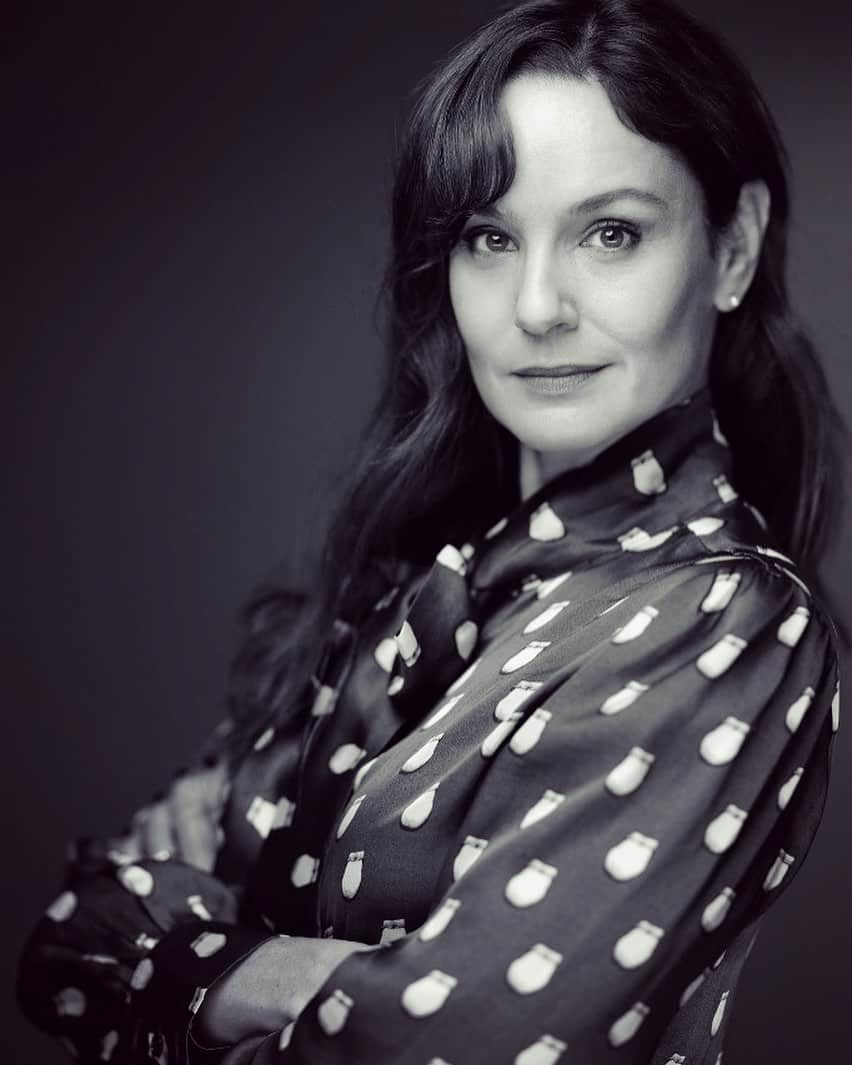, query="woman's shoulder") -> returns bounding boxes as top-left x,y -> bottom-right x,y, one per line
631,538 -> 840,680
